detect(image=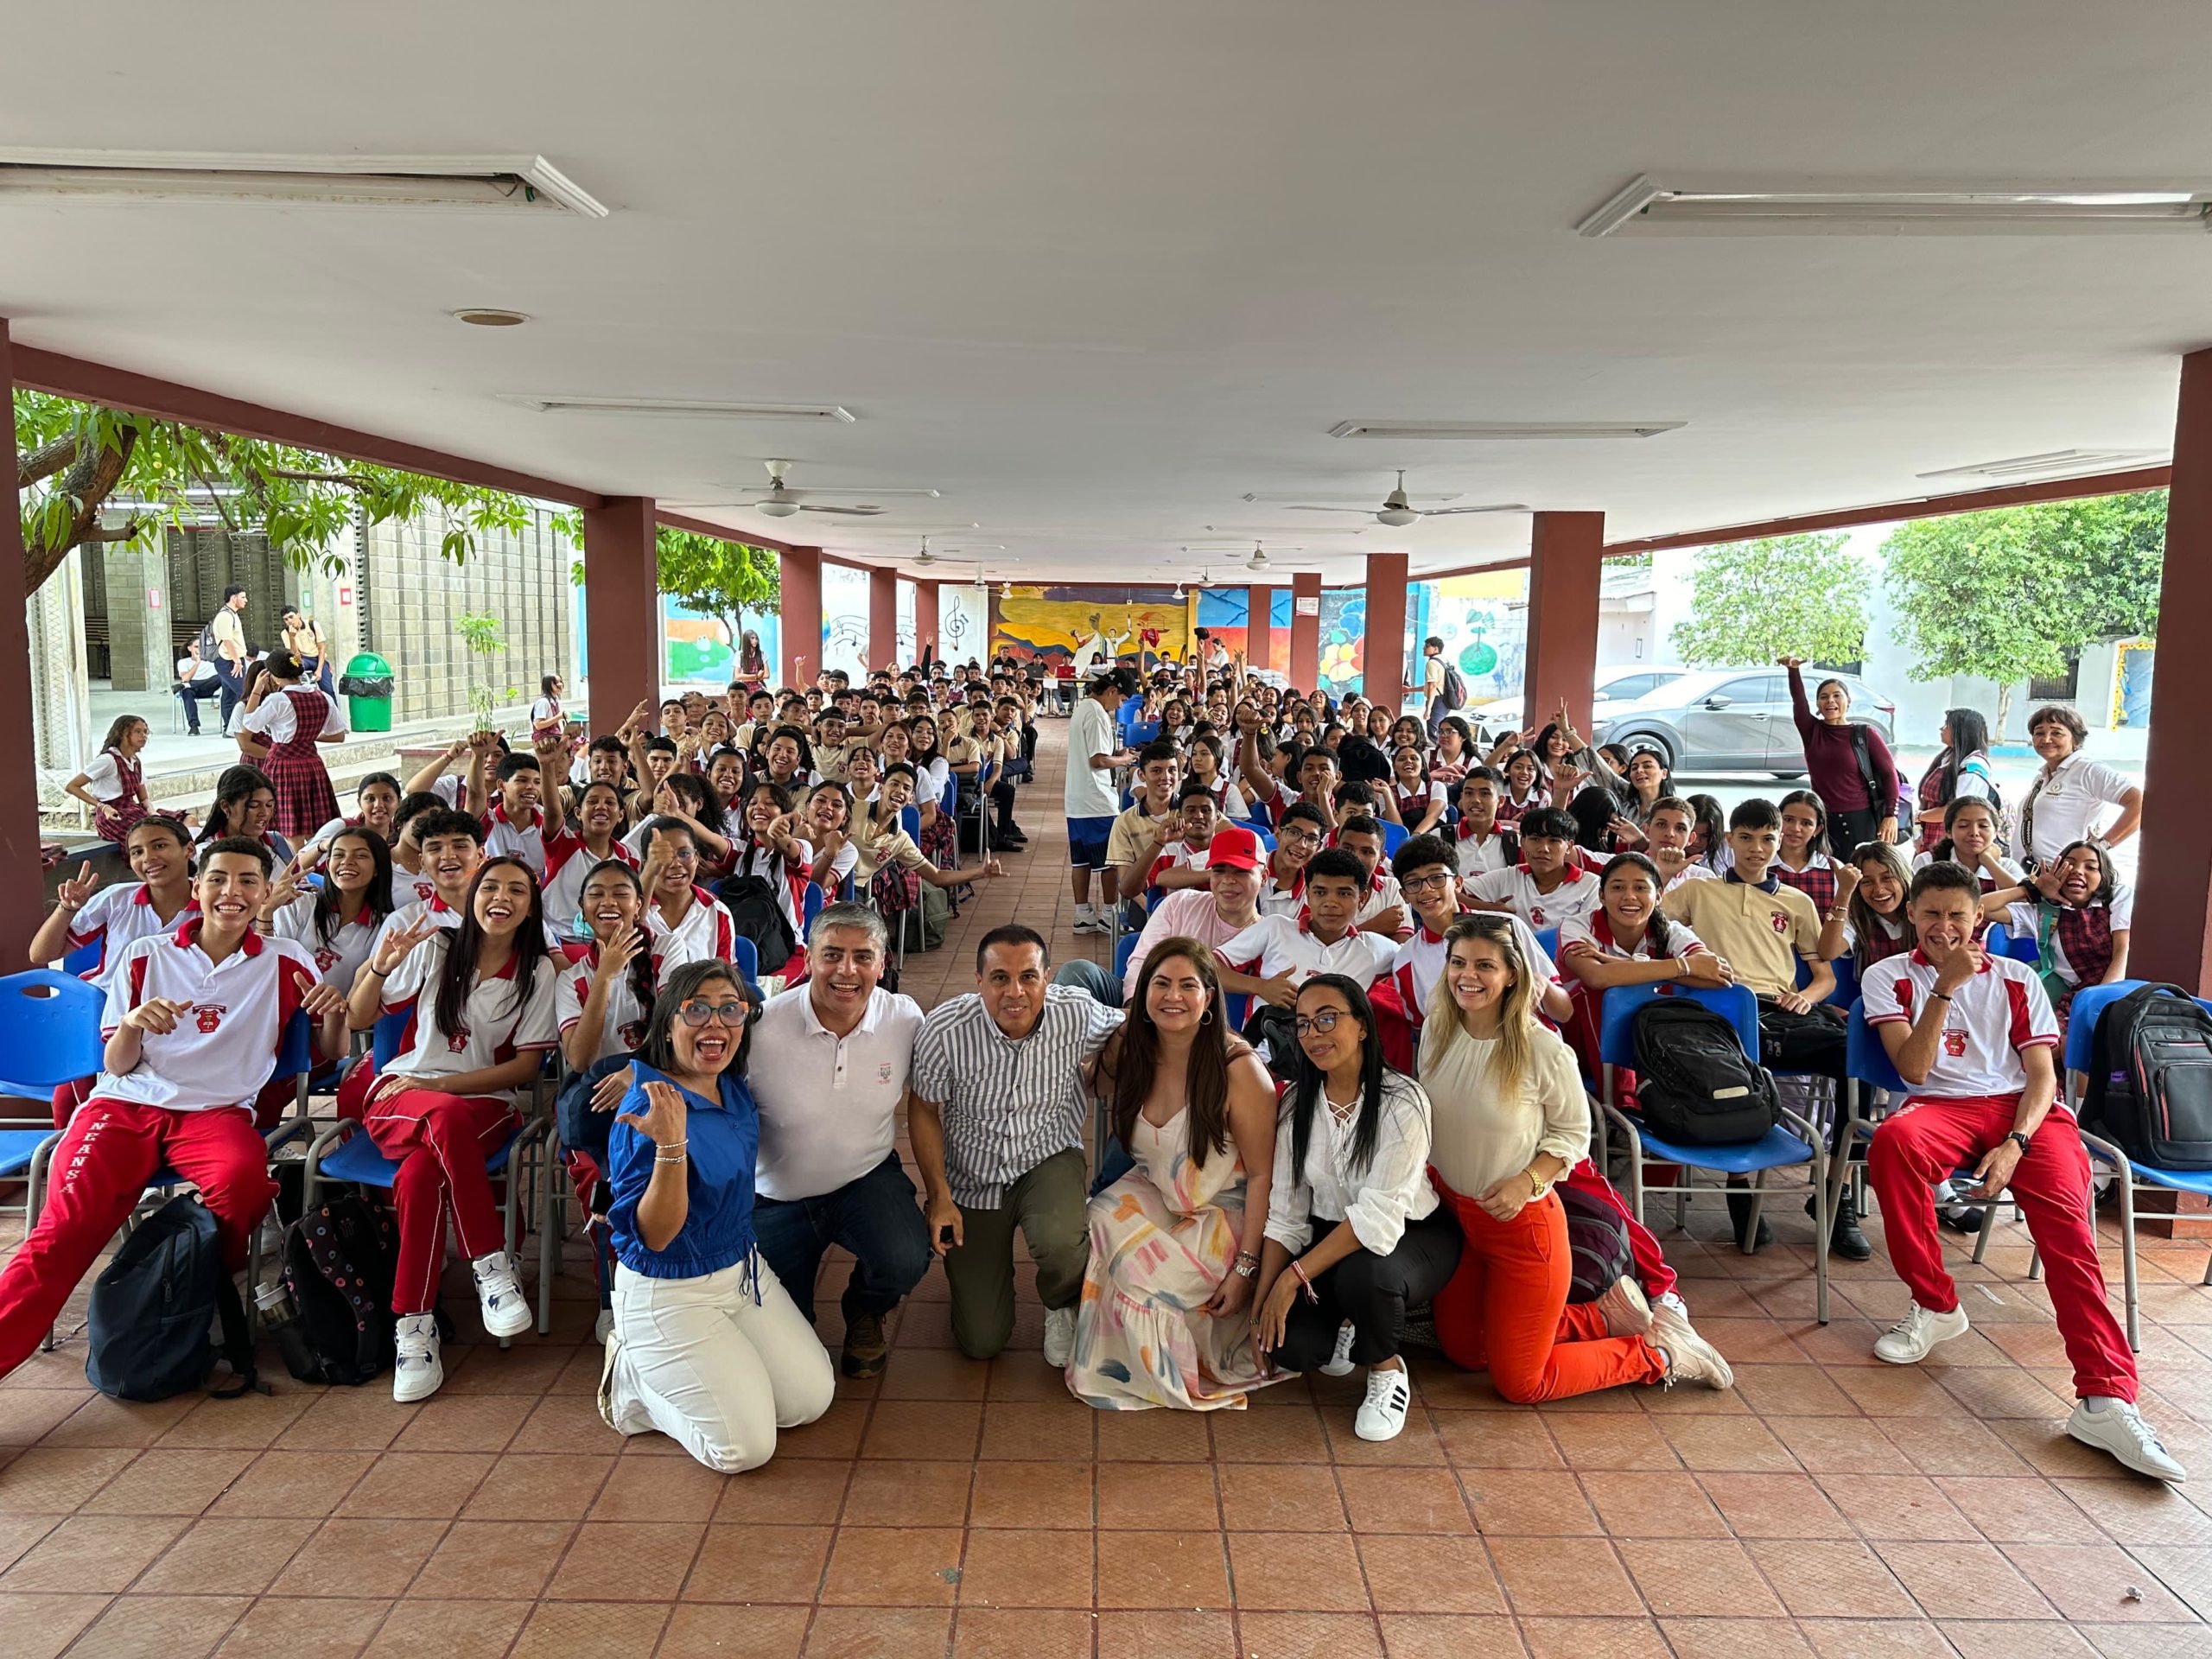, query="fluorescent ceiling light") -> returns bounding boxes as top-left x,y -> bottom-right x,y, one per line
1329,420 -> 1684,441
1242,491 -> 1462,505
0,149 -> 607,217
1916,448 -> 2167,482
1580,174 -> 2212,236
504,397 -> 855,422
